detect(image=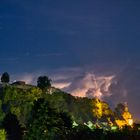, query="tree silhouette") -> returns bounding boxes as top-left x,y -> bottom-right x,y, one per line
37,76 -> 51,91
1,72 -> 10,83
2,113 -> 23,140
